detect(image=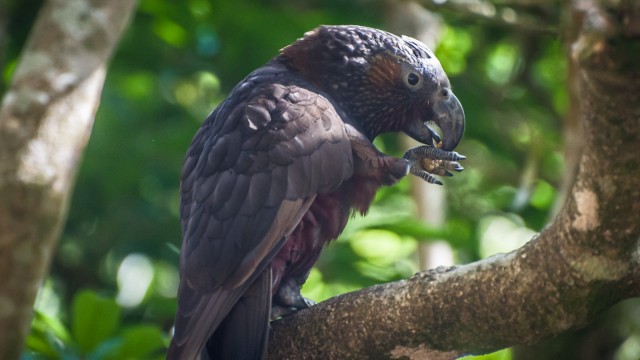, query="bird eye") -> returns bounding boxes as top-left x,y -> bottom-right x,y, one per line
402,65 -> 423,90
407,72 -> 420,86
